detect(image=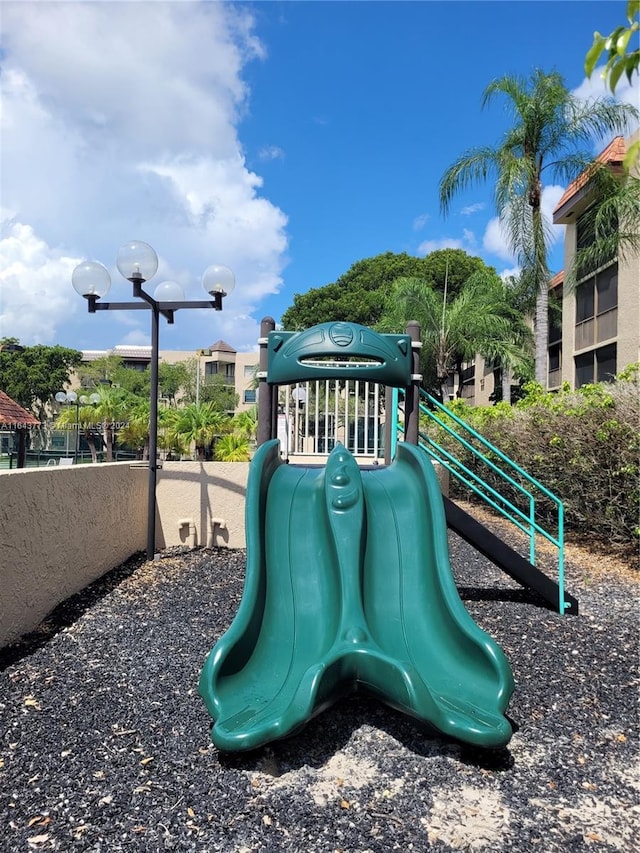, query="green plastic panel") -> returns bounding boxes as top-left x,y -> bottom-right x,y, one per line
199,440 -> 514,751
267,322 -> 412,386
